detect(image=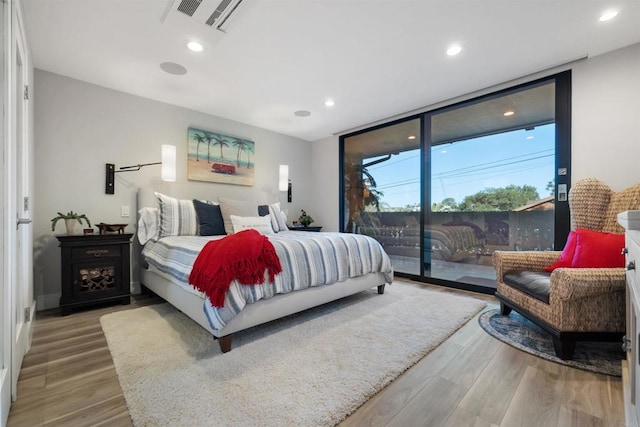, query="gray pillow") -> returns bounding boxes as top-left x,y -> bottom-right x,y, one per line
218,197 -> 260,234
